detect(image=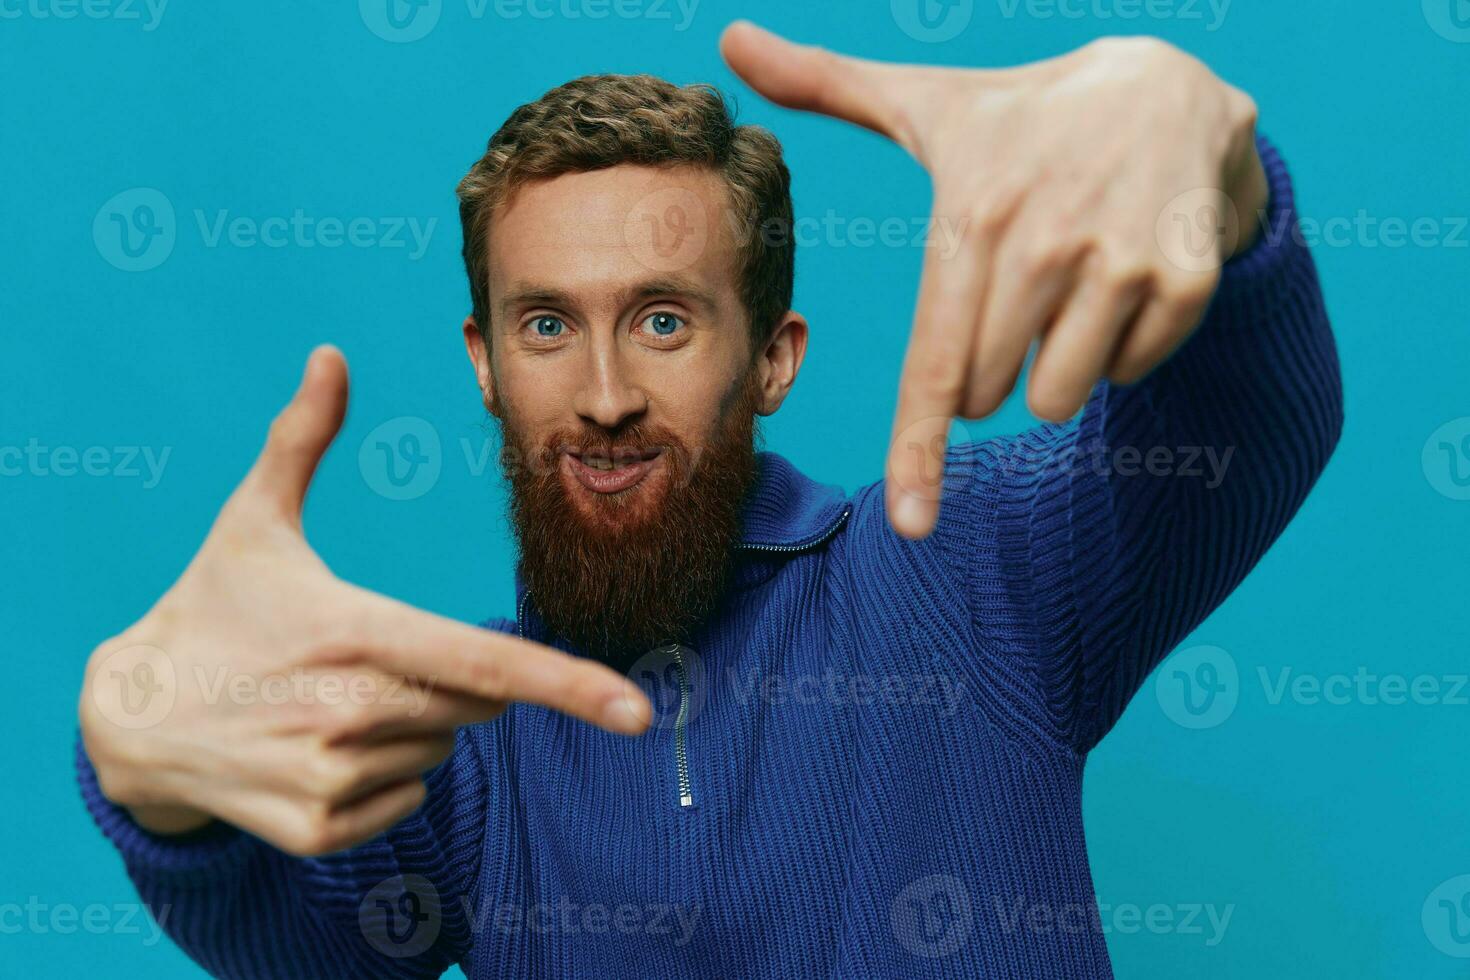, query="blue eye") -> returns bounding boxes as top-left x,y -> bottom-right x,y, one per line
532,316 -> 565,337
642,312 -> 684,337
